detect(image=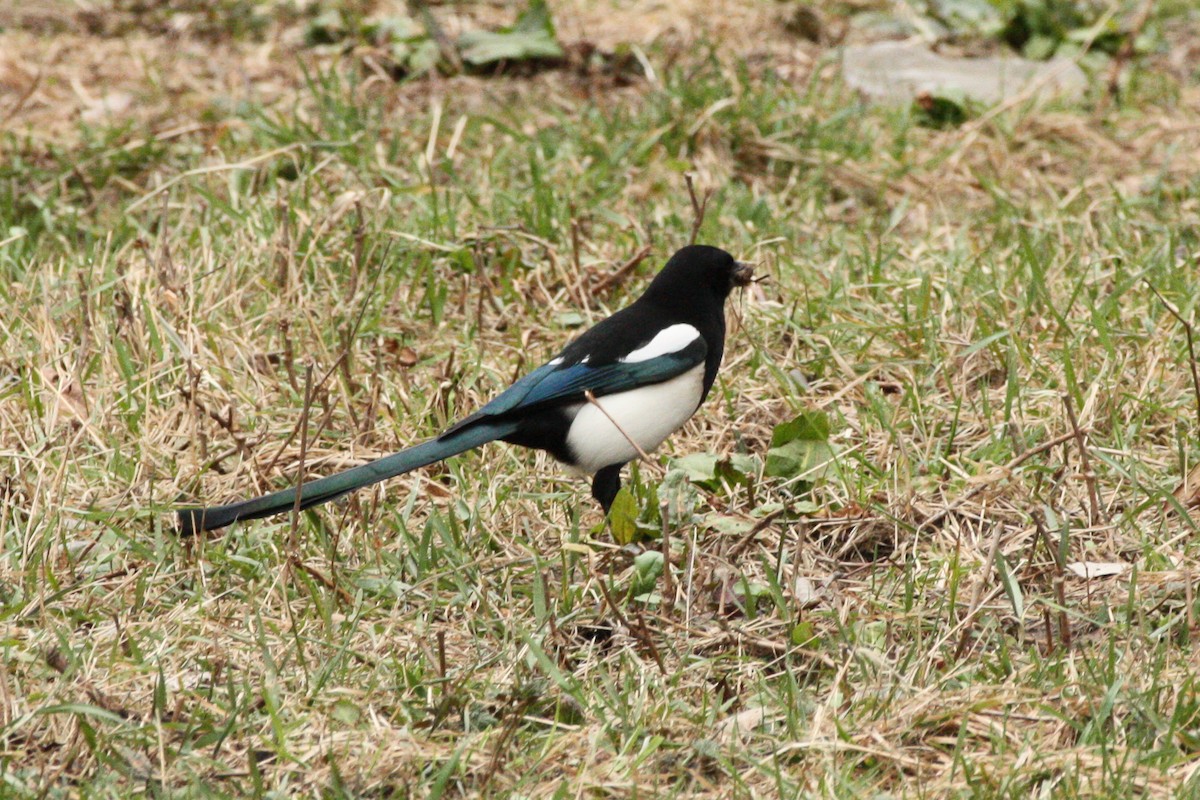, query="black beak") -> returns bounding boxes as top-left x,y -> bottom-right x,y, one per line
732,261 -> 755,287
